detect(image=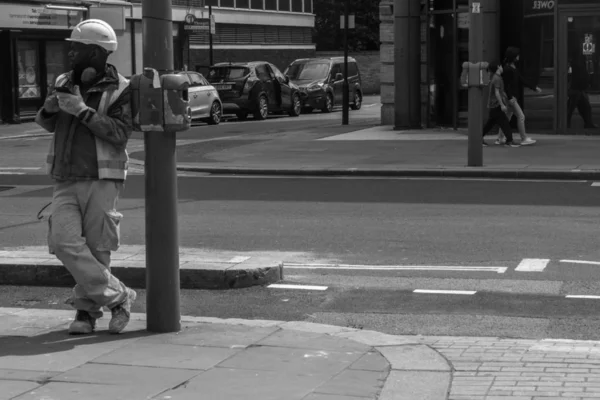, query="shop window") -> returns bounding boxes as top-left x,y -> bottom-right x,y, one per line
291,0 -> 302,12
205,0 -> 218,5
304,0 -> 312,13
237,0 -> 249,8
17,41 -> 41,100
221,0 -> 234,7
251,0 -> 263,9
265,0 -> 277,10
46,41 -> 69,92
278,0 -> 290,12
